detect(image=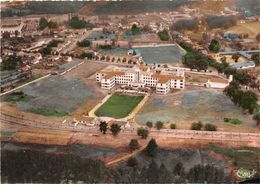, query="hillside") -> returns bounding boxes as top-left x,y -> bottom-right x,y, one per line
78,0 -> 191,15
